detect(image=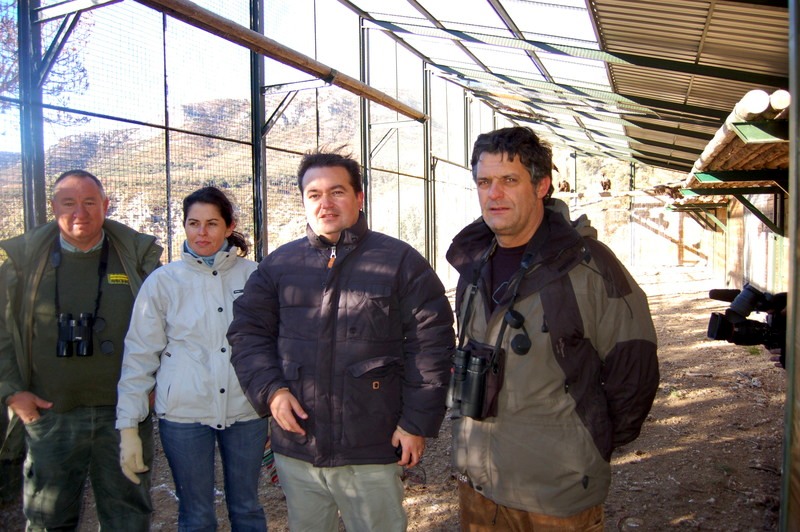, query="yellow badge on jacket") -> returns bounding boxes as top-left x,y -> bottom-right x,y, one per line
107,273 -> 129,285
